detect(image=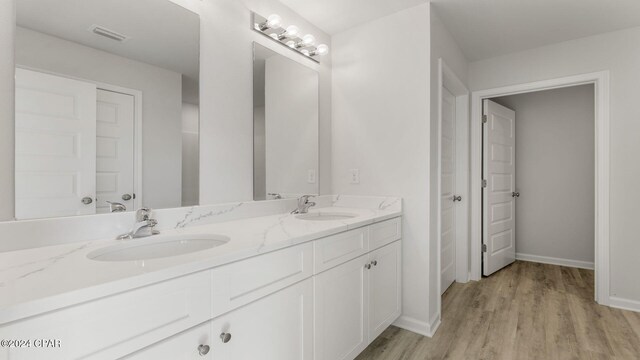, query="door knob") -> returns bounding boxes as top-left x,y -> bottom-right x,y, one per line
512,192 -> 520,198
122,194 -> 132,201
197,344 -> 210,356
81,197 -> 93,205
371,260 -> 378,266
453,195 -> 462,202
220,332 -> 232,343
364,263 -> 371,270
